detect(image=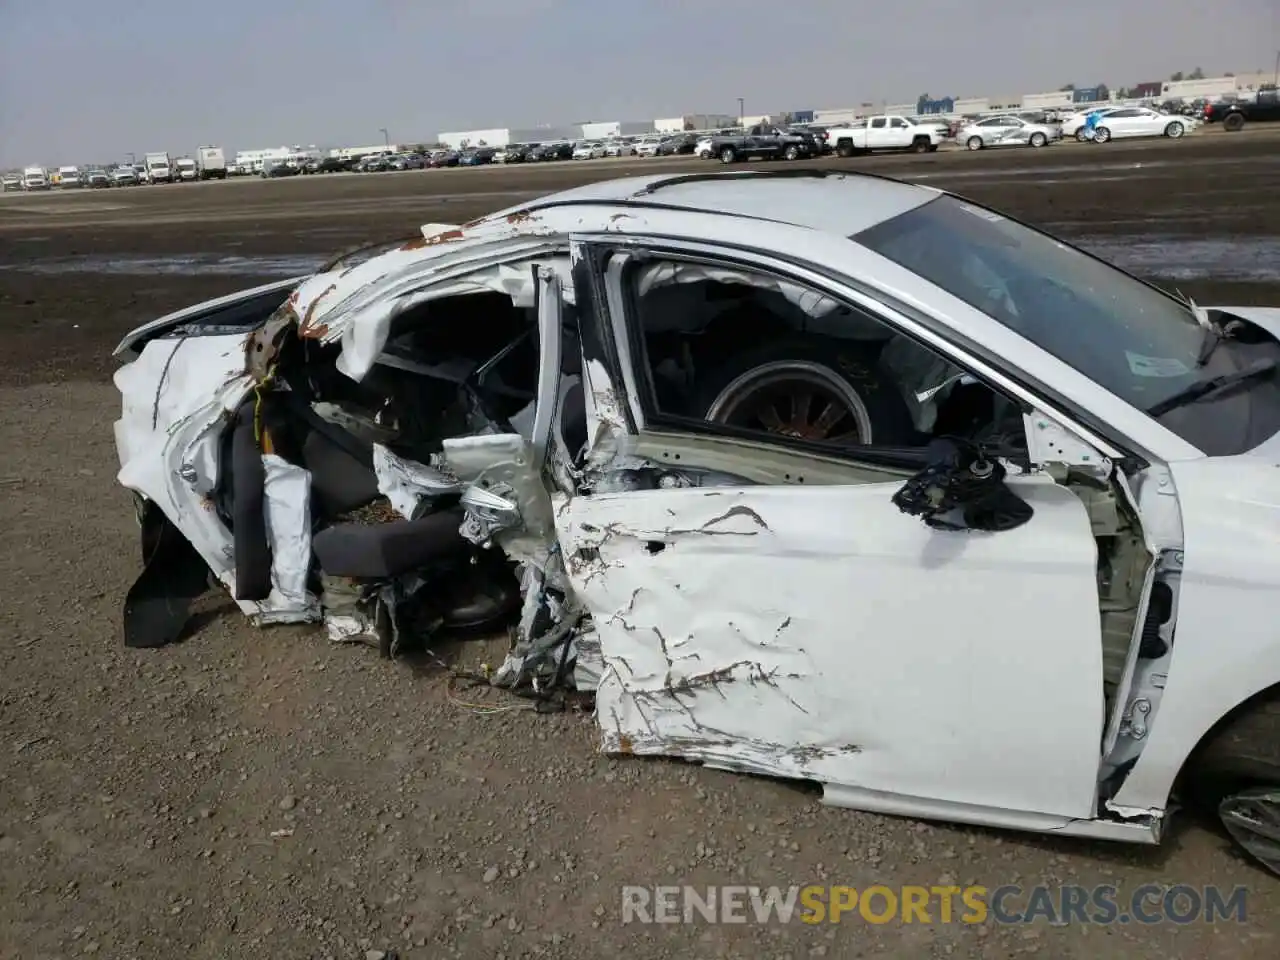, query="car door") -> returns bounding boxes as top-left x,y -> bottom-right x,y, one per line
1100,108 -> 1140,137
886,116 -> 914,147
866,116 -> 891,149
559,236 -> 1109,823
1131,109 -> 1165,137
